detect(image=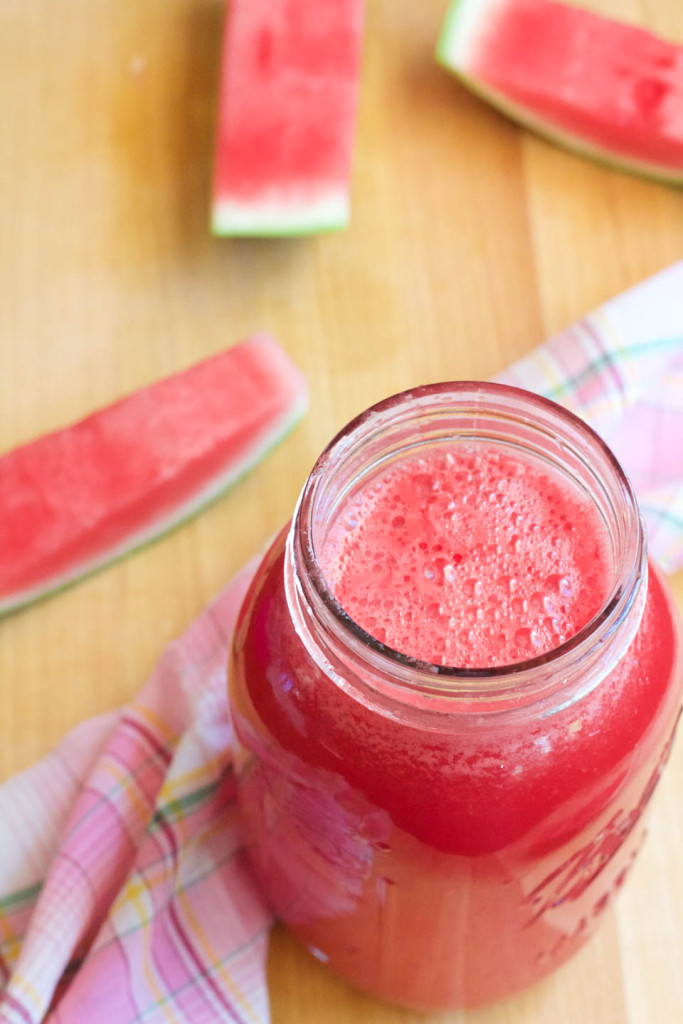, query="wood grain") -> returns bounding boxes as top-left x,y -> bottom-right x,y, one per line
1,1 -> 682,1022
